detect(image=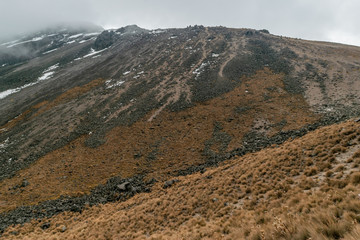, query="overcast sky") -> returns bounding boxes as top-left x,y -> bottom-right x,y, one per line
0,0 -> 359,46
